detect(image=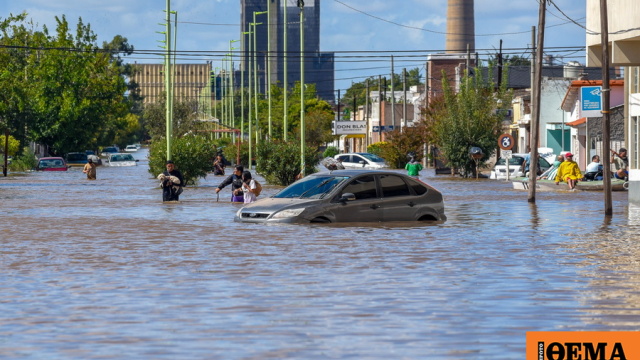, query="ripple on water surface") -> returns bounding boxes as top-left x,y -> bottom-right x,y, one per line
1,159 -> 639,359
